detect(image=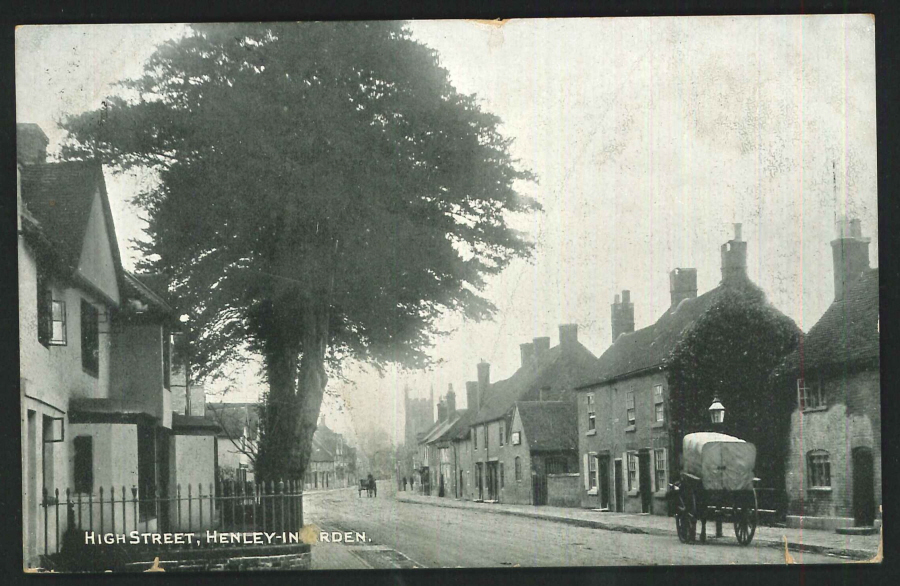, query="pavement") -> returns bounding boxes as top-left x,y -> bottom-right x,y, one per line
393,491 -> 882,562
